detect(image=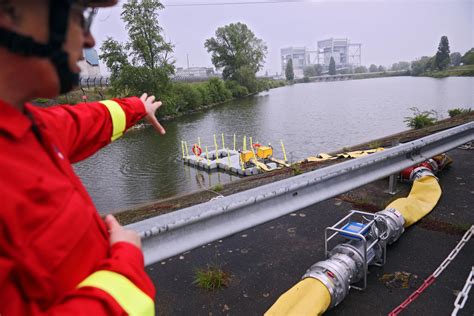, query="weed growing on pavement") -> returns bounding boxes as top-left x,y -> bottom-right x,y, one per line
193,265 -> 231,290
